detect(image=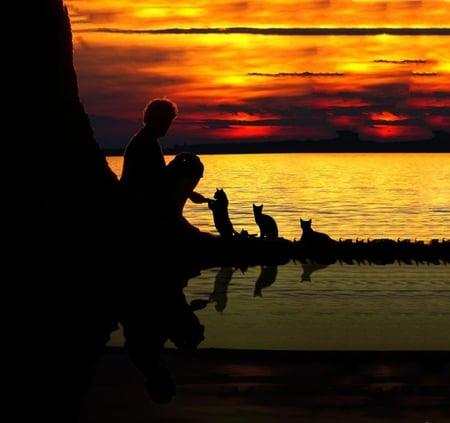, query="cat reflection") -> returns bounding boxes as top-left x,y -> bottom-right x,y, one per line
209,266 -> 236,312
254,265 -> 278,296
300,260 -> 332,282
208,264 -> 279,311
